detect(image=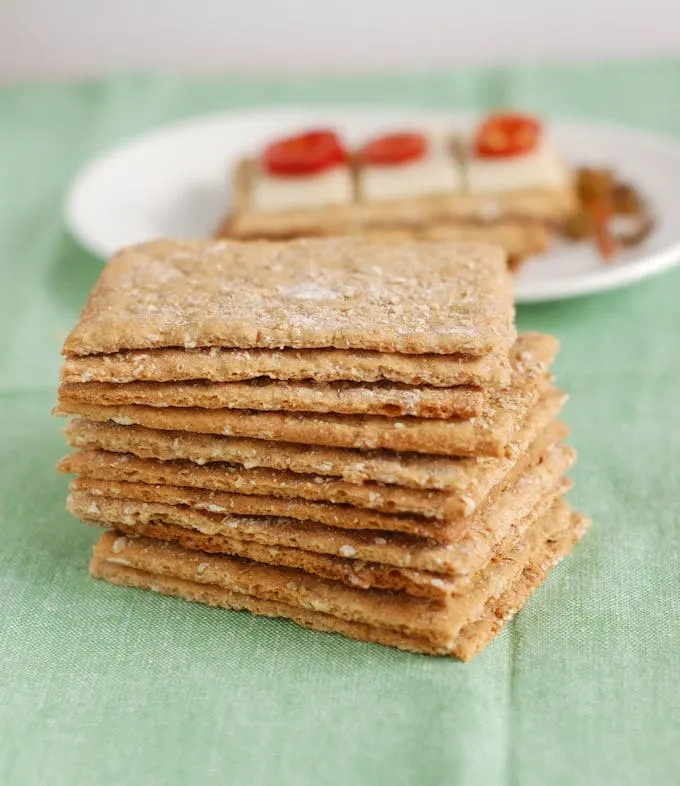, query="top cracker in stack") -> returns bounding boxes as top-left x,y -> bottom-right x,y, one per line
60,237 -> 515,366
